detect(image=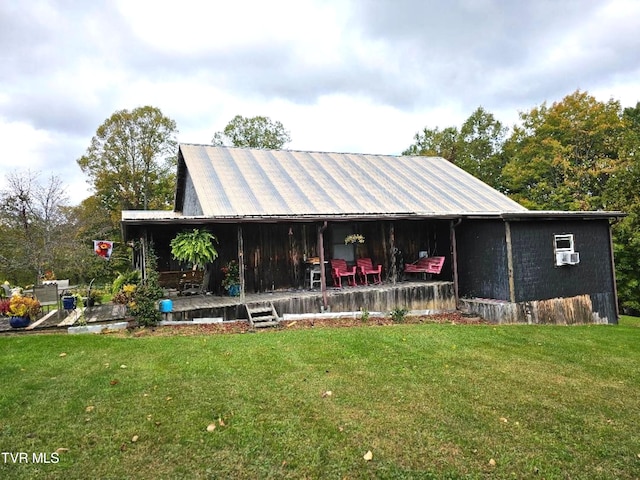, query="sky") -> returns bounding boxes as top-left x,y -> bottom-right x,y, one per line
1,0 -> 639,205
